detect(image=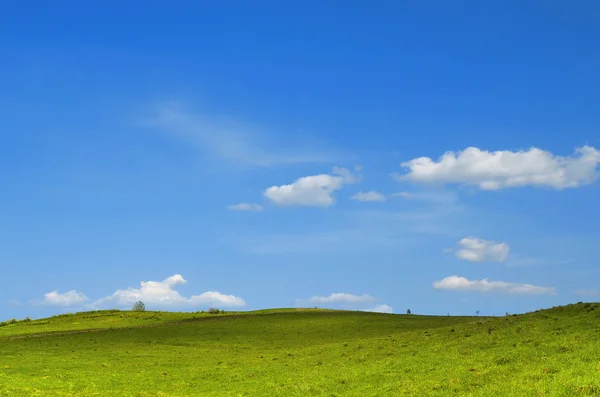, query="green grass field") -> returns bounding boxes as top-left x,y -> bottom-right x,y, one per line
1,303 -> 600,396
